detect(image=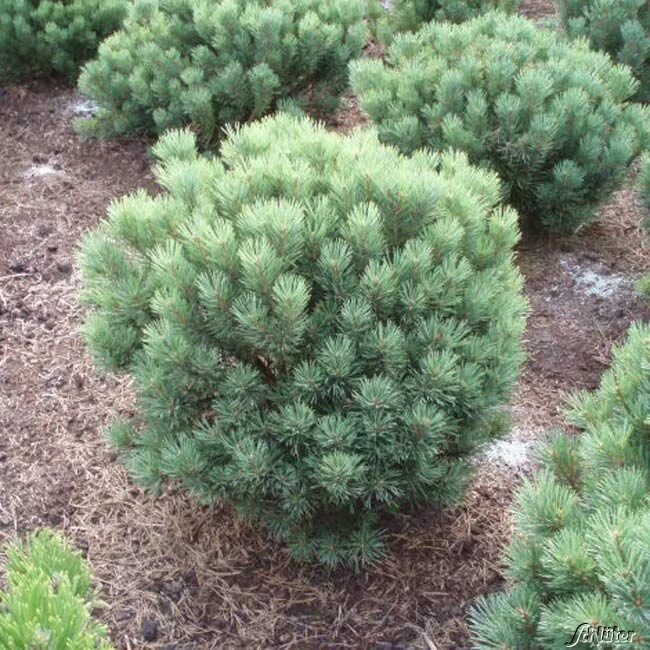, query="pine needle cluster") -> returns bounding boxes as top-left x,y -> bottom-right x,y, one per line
351,12 -> 650,232
0,0 -> 128,84
79,114 -> 527,567
471,323 -> 650,649
0,530 -> 110,649
77,0 -> 368,143
558,0 -> 650,102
